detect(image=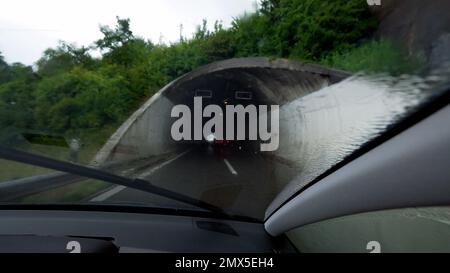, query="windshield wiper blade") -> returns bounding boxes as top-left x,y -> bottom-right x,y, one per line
0,146 -> 228,217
